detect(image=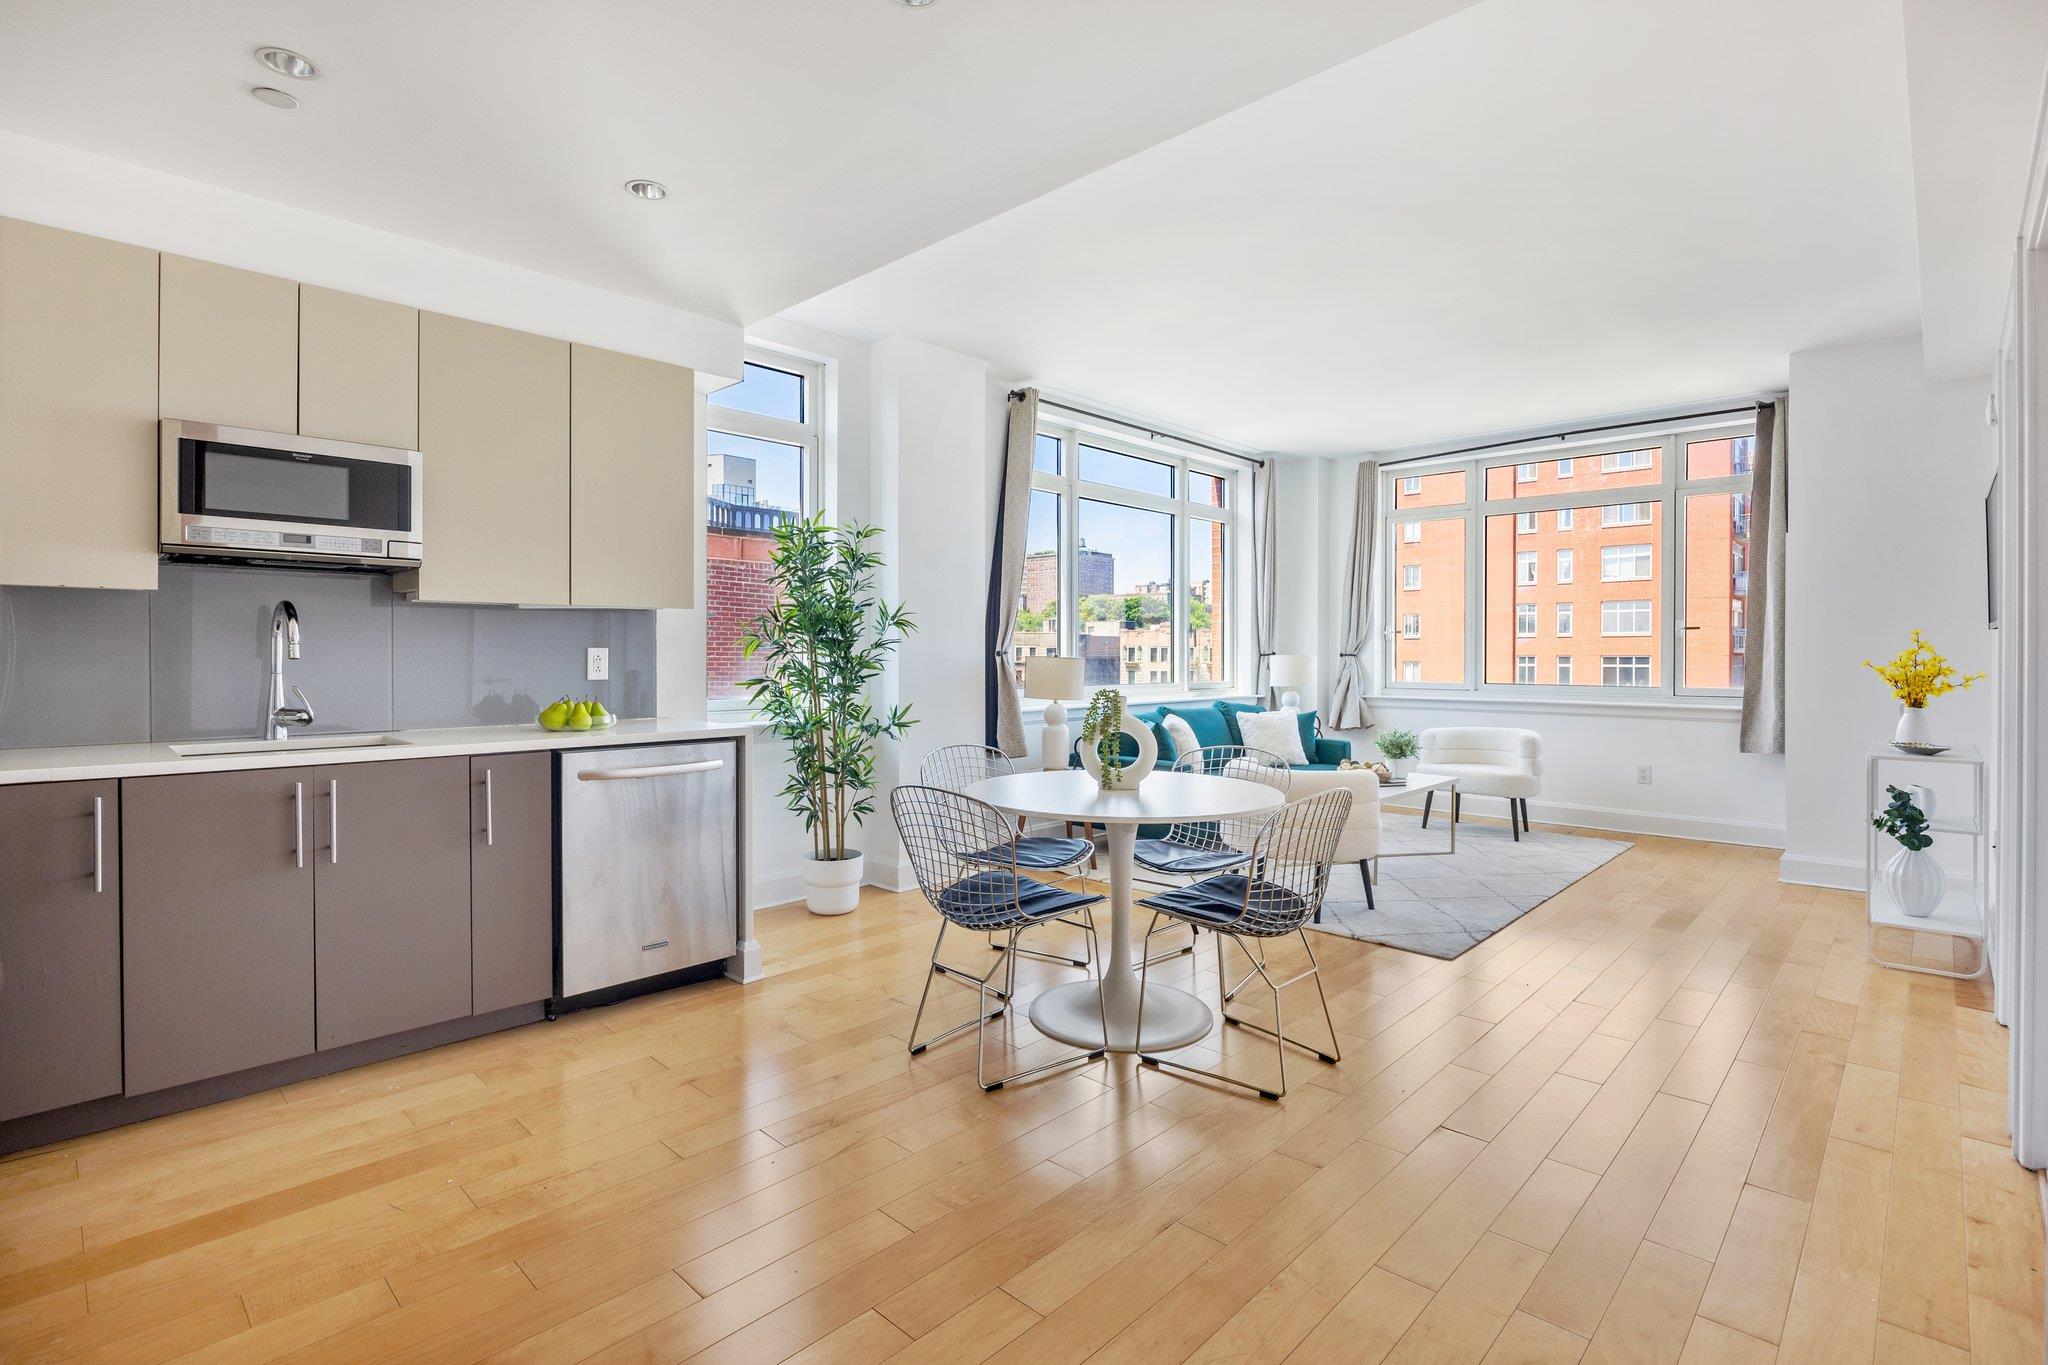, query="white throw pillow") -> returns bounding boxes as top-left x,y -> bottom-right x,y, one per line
1237,708 -> 1309,766
1161,713 -> 1201,763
